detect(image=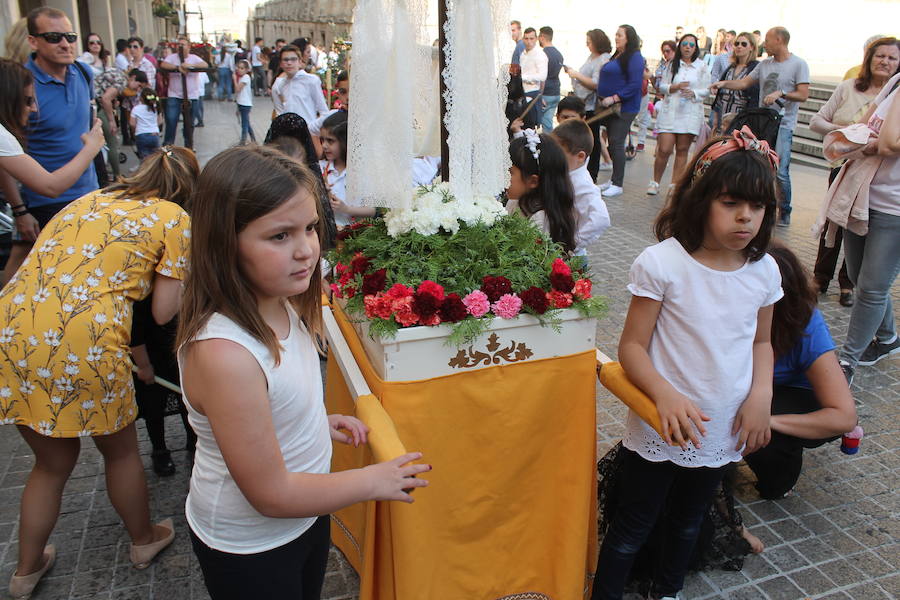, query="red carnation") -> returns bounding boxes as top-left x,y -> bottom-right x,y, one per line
350,253 -> 371,275
386,283 -> 414,299
551,258 -> 571,277
335,262 -> 350,276
361,268 -> 387,296
550,271 -> 575,292
547,290 -> 573,308
392,296 -> 420,327
481,275 -> 513,302
439,293 -> 468,323
417,280 -> 445,301
364,294 -> 394,320
573,278 -> 592,300
519,286 -> 550,314
413,290 -> 441,321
